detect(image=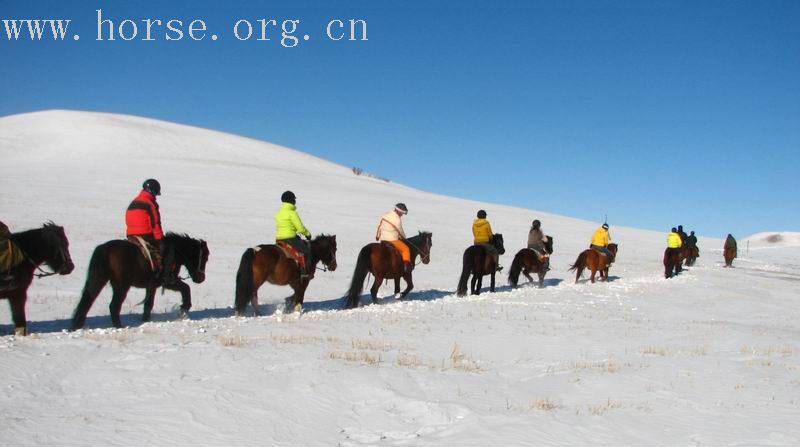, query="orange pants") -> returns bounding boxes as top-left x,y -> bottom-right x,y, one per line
388,240 -> 411,263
